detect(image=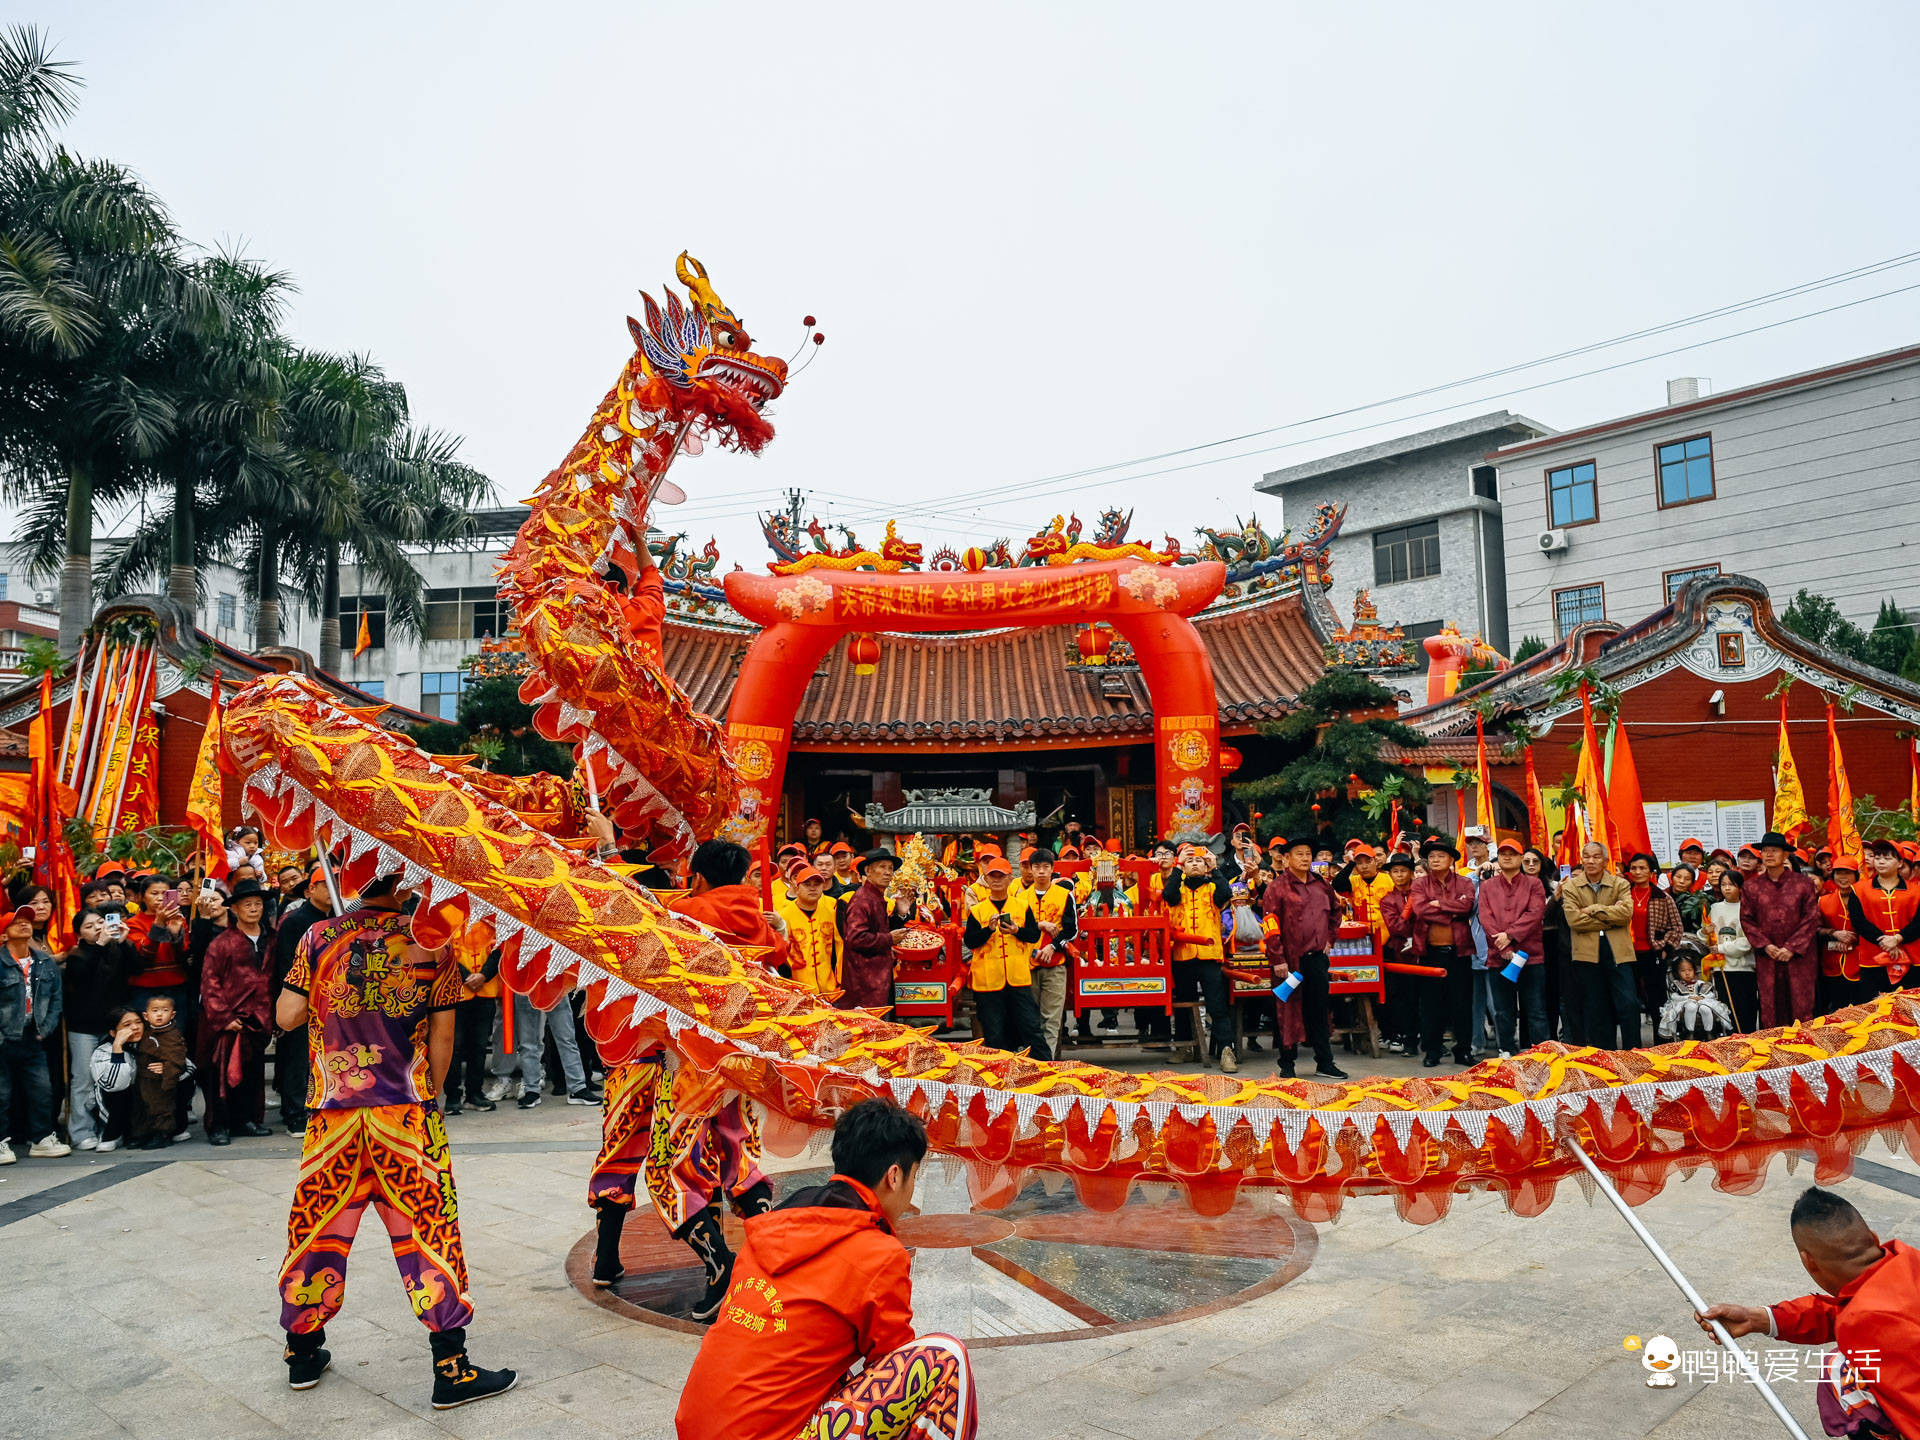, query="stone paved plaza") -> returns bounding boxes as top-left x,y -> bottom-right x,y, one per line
4,1053 -> 1915,1440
